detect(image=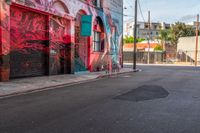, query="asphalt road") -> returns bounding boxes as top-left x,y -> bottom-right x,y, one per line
1,65 -> 200,133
